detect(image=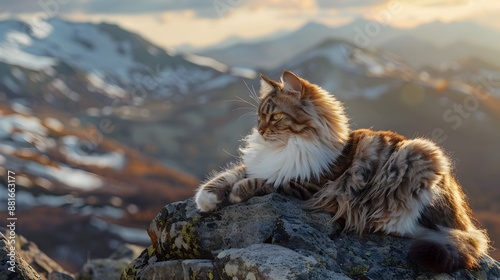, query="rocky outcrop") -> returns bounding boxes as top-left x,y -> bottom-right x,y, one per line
0,227 -> 145,280
0,228 -> 73,280
122,194 -> 500,280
